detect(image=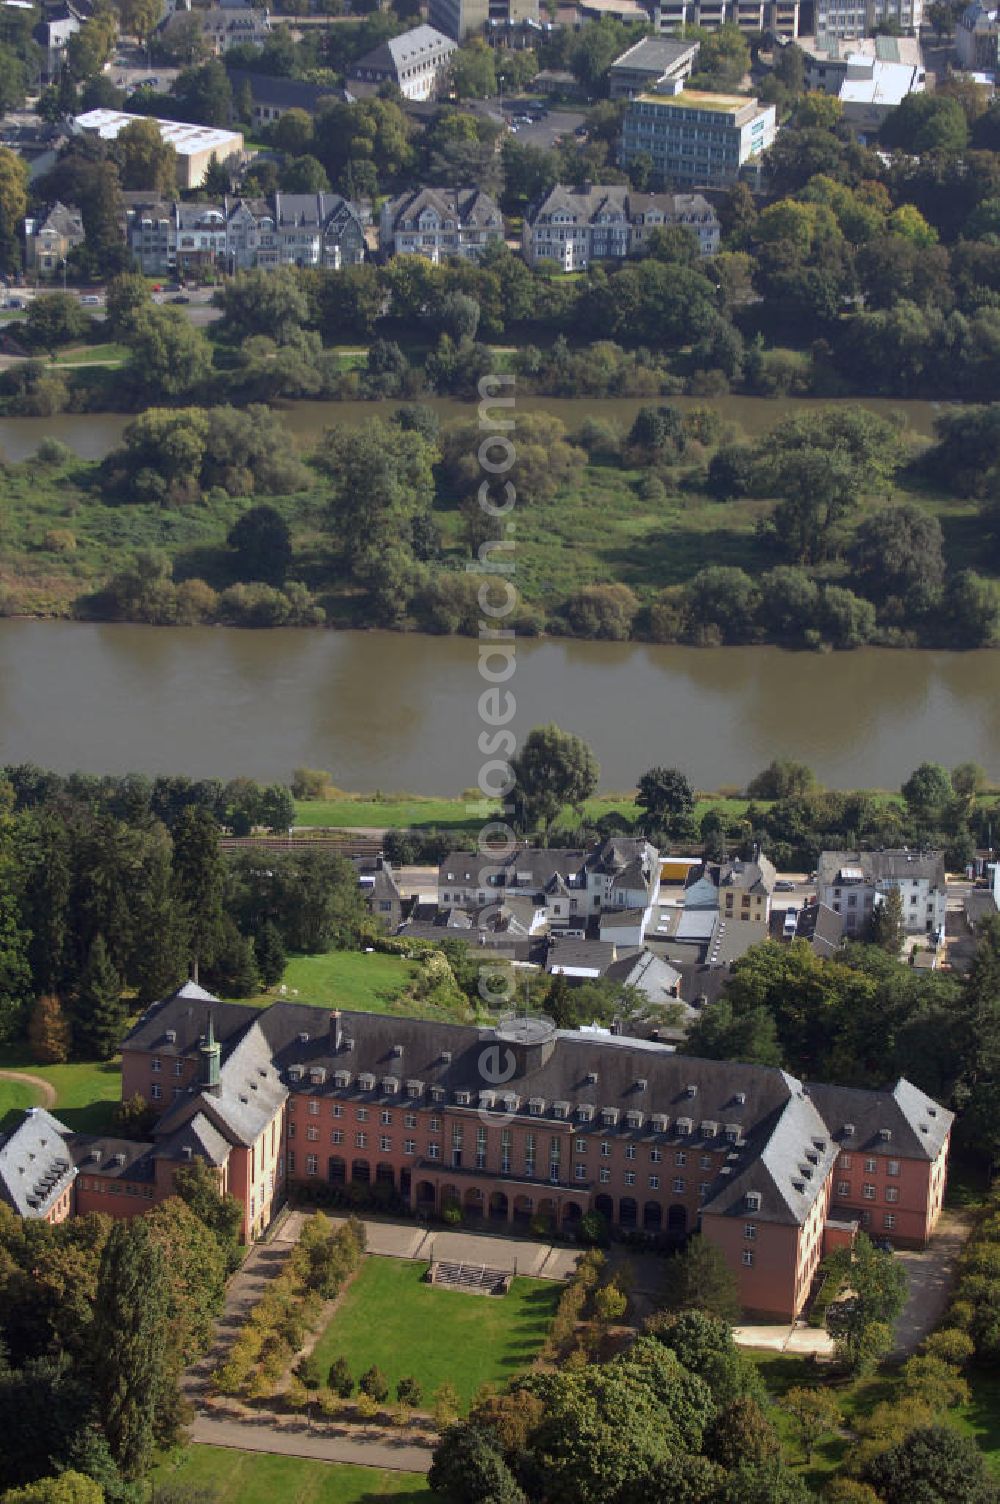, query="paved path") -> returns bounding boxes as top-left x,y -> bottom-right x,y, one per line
890,1210 -> 971,1358
0,1069 -> 57,1108
190,1412 -> 432,1473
